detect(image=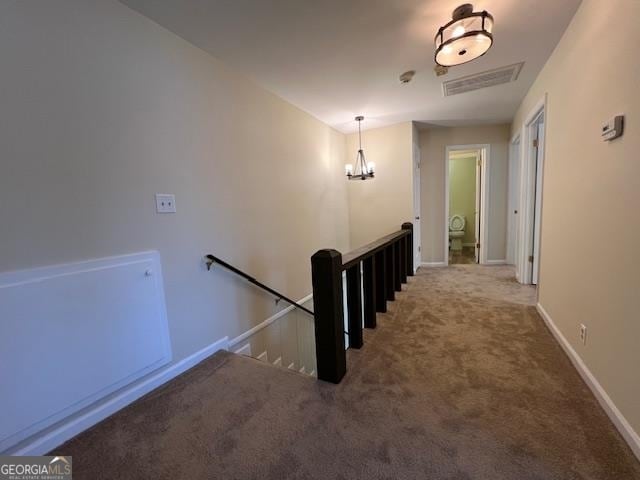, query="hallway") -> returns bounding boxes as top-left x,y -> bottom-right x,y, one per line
54,265 -> 640,479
